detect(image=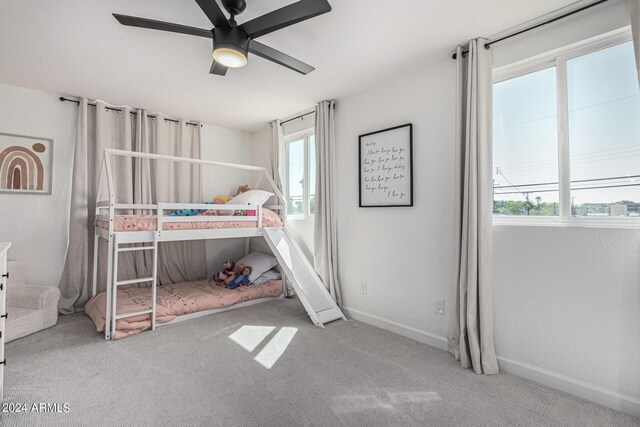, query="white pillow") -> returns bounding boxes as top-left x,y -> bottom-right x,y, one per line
227,190 -> 274,207
252,269 -> 282,286
237,252 -> 278,283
